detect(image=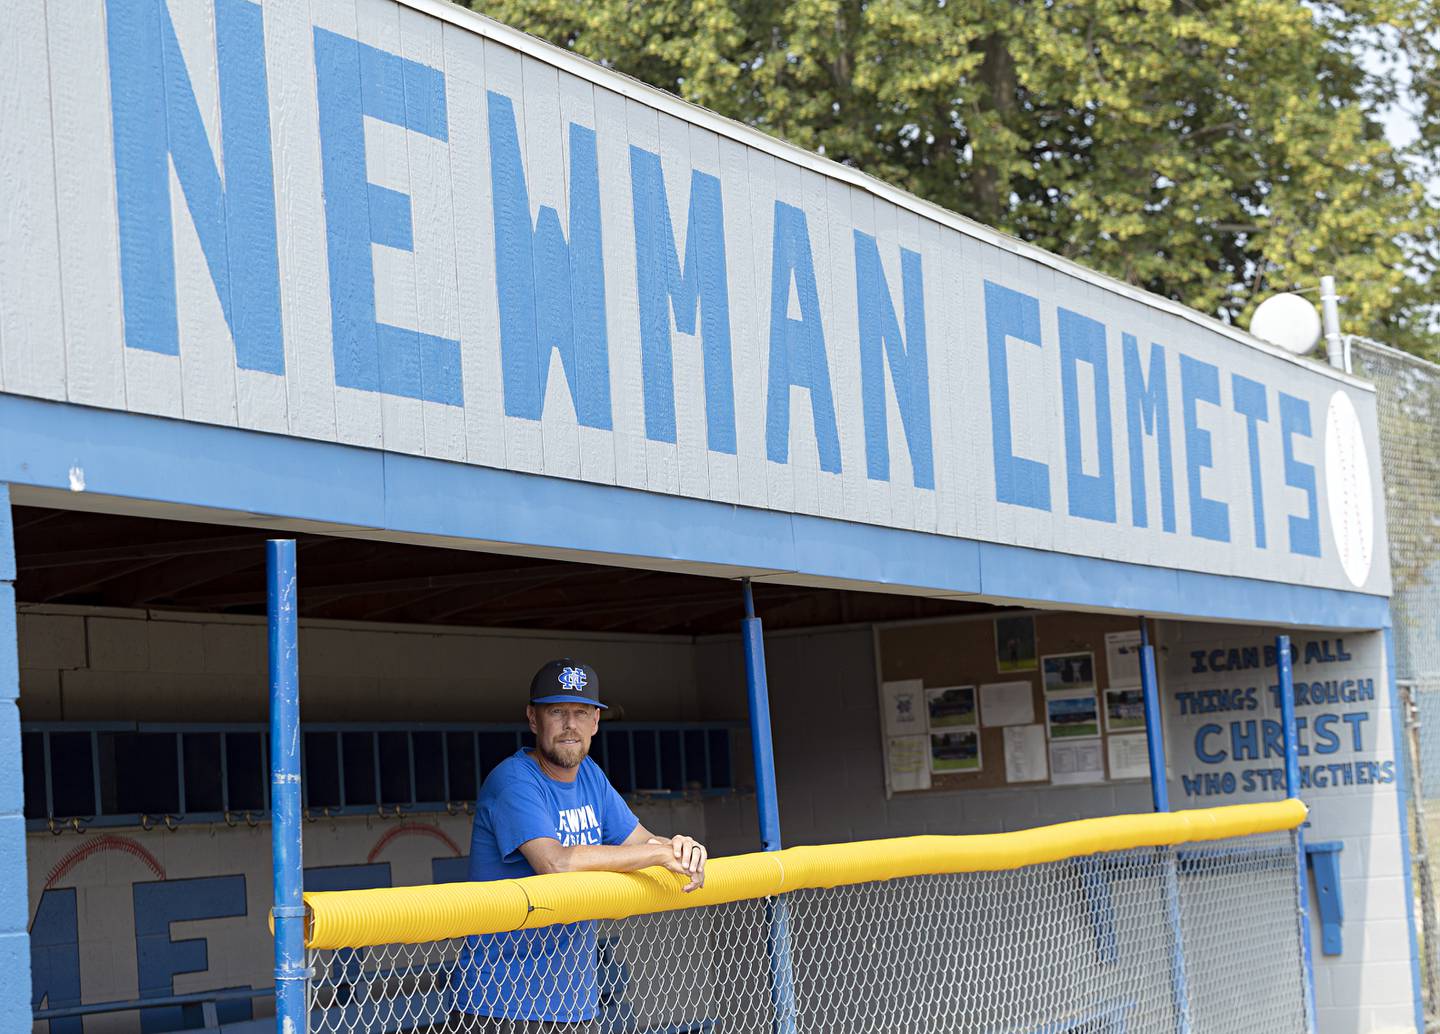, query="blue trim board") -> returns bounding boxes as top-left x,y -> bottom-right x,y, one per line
1385,625 -> 1425,1030
0,481 -> 33,1034
0,394 -> 1390,629
976,543 -> 1390,629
